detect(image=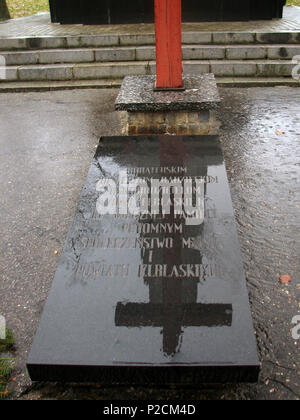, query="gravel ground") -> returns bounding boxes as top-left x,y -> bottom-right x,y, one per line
0,87 -> 299,400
